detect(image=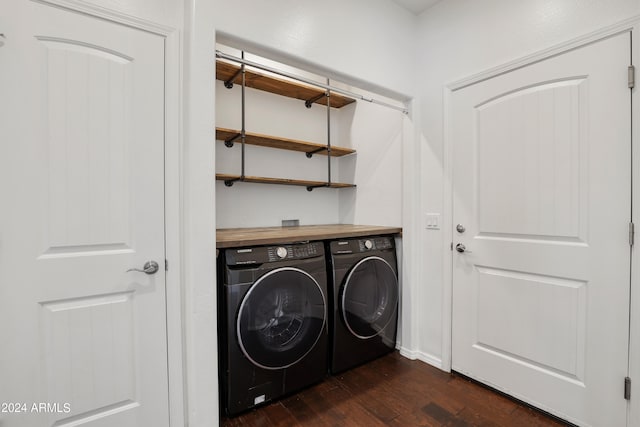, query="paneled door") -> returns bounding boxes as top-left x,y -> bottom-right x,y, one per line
0,1 -> 169,426
451,32 -> 631,426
